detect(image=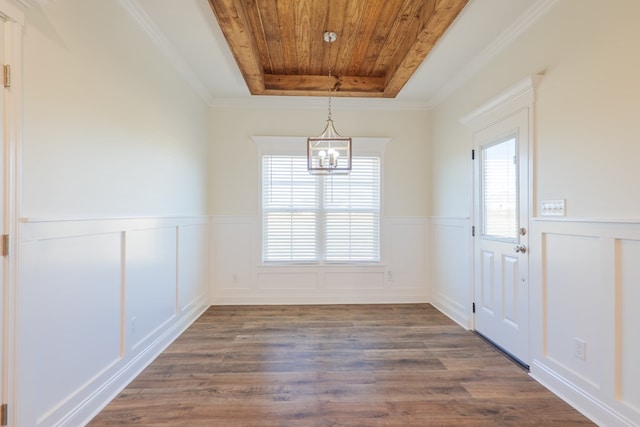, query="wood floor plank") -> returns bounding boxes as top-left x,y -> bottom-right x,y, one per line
89,304 -> 594,426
